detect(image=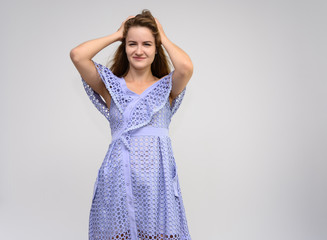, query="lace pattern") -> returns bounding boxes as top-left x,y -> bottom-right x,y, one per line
80,61 -> 192,240
81,78 -> 110,121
